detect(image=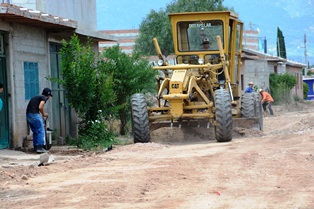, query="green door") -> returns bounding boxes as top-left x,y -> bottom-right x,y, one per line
49,43 -> 72,142
0,39 -> 9,149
